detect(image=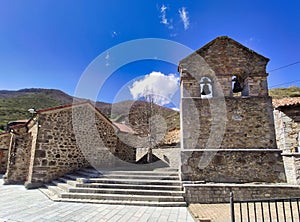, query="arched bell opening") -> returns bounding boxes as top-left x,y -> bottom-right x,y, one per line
200,77 -> 213,98
232,75 -> 250,97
